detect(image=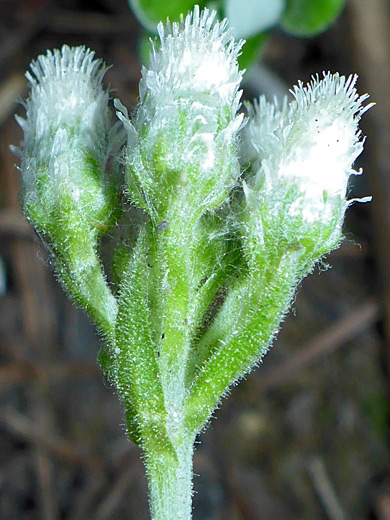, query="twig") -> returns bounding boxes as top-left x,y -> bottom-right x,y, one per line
348,0 -> 390,372
0,209 -> 32,238
2,116 -> 61,520
47,10 -> 138,36
68,471 -> 106,520
0,73 -> 26,128
94,466 -> 136,520
0,10 -> 45,70
308,456 -> 348,520
375,494 -> 390,520
33,437 -> 59,520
